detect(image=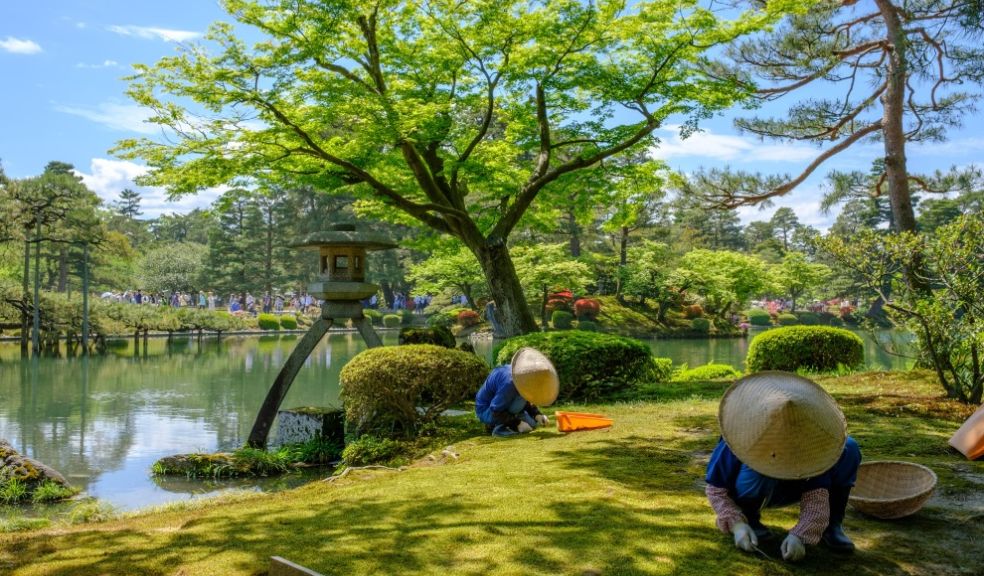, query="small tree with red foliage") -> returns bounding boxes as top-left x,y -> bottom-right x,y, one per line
573,298 -> 601,321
